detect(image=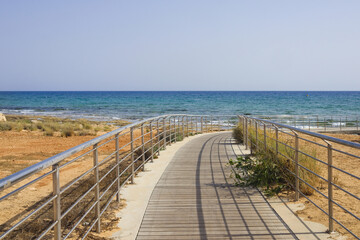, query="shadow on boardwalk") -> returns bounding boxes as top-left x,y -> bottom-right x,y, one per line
136,132 -> 299,239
